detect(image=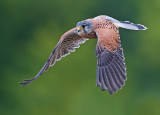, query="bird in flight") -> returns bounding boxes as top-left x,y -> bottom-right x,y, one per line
19,15 -> 147,94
